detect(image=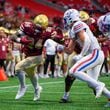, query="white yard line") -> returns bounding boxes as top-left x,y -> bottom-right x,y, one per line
0,81 -> 64,90
0,80 -> 92,95
0,90 -> 92,94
